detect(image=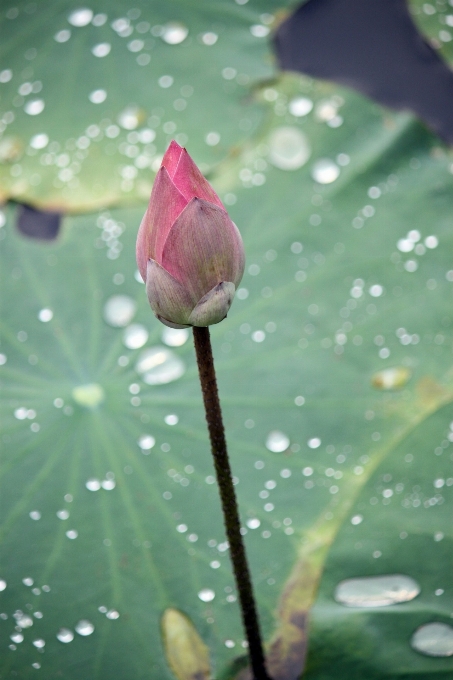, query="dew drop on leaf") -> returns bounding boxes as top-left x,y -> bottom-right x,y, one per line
335,574 -> 420,607
198,588 -> 215,602
371,366 -> 411,390
75,620 -> 94,636
265,430 -> 290,453
123,323 -> 148,349
135,347 -> 185,385
57,628 -> 74,643
311,159 -> 340,184
103,295 -> 136,327
268,127 -> 311,170
411,622 -> 453,656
